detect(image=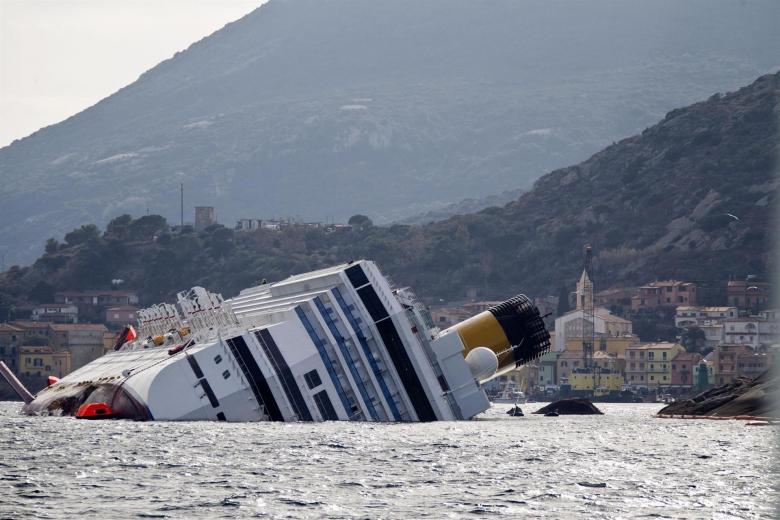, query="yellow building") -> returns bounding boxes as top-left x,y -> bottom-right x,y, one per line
557,349 -> 626,390
18,346 -> 71,378
569,371 -> 624,392
564,334 -> 639,358
626,342 -> 684,388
